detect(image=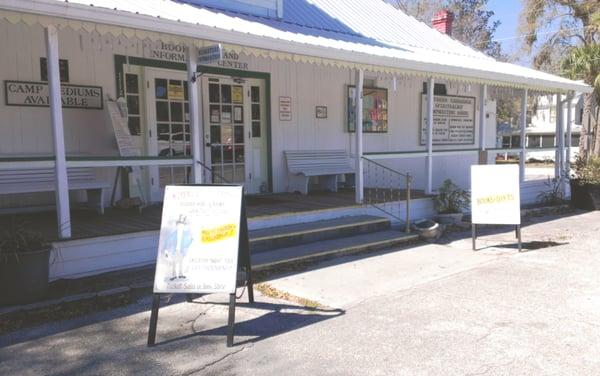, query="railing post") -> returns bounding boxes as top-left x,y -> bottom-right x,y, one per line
405,174 -> 411,234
